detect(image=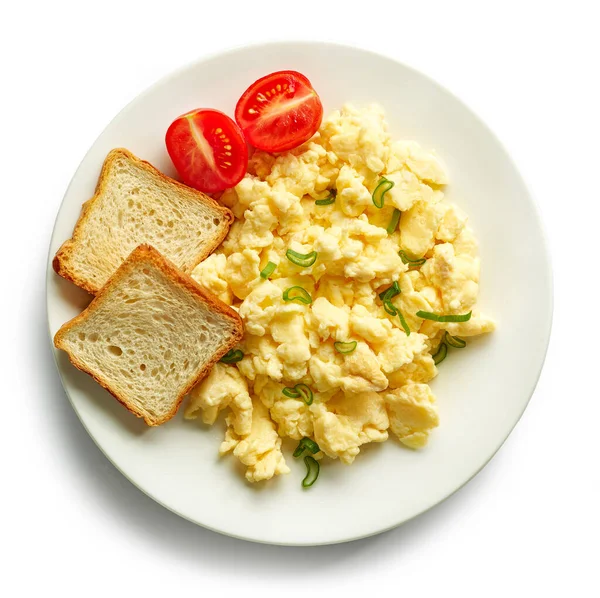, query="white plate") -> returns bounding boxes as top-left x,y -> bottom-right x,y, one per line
47,41 -> 552,546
